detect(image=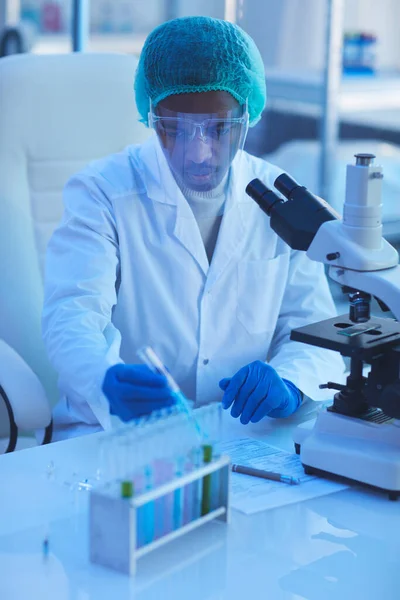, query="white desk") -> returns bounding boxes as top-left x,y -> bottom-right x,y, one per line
0,403 -> 399,600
